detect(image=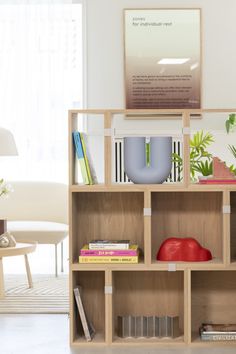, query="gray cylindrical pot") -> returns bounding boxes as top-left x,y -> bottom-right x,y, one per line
124,136 -> 172,184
